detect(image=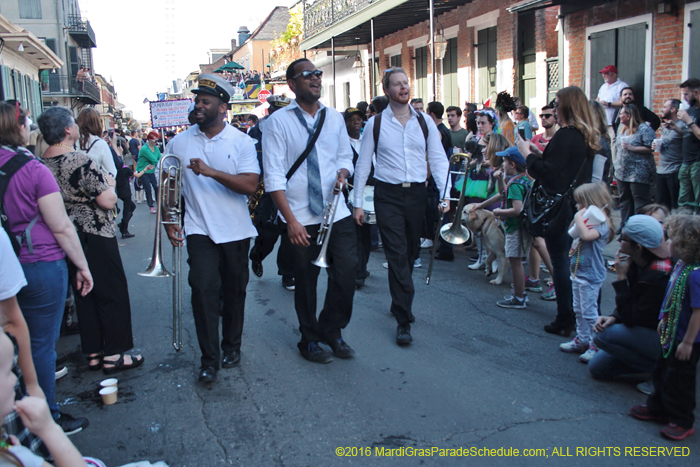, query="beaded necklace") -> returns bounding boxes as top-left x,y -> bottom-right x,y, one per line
569,239 -> 582,278
659,260 -> 700,358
